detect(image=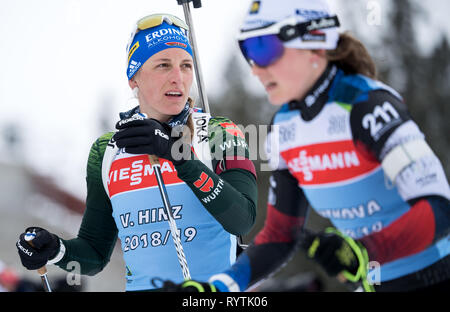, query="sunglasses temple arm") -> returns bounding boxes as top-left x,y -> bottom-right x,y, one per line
179,1 -> 210,114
